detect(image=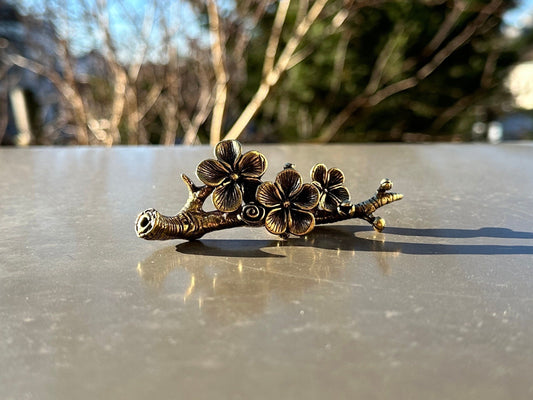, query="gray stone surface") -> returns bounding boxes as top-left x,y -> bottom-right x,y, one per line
1,144 -> 532,399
